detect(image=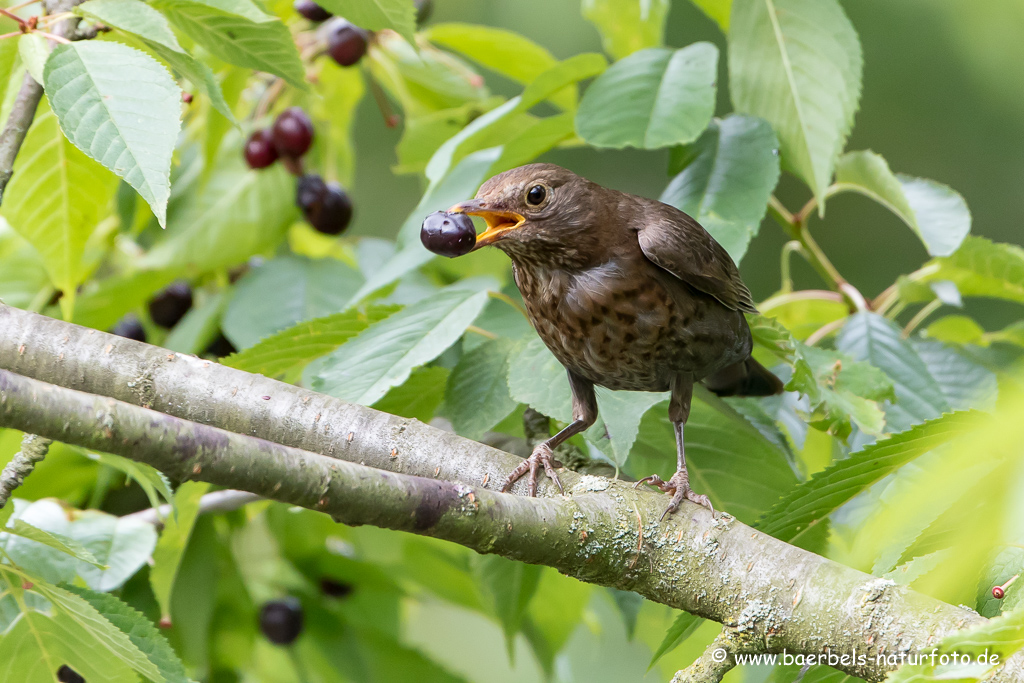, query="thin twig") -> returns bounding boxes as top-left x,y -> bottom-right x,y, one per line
124,489 -> 262,525
0,434 -> 52,508
487,290 -> 529,318
902,299 -> 942,338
